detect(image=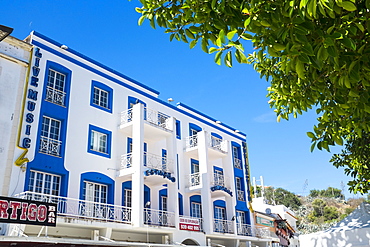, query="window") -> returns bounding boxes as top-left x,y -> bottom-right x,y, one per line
82,181 -> 108,218
91,131 -> 107,153
214,206 -> 226,233
87,125 -> 112,158
161,196 -> 168,211
83,181 -> 107,203
93,87 -> 109,109
39,116 -> 62,156
236,177 -> 245,201
176,120 -> 181,139
191,202 -> 202,218
232,144 -> 242,169
124,189 -> 132,207
90,81 -> 113,113
213,168 -> 225,186
236,211 -> 246,224
28,170 -> 61,202
45,69 -> 66,106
